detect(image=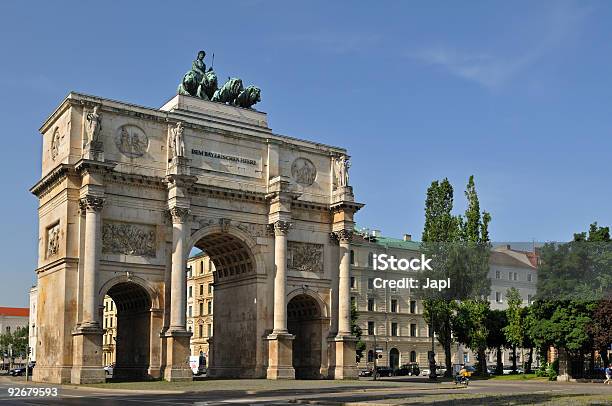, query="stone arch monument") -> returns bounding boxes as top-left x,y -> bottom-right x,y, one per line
31,90 -> 363,384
